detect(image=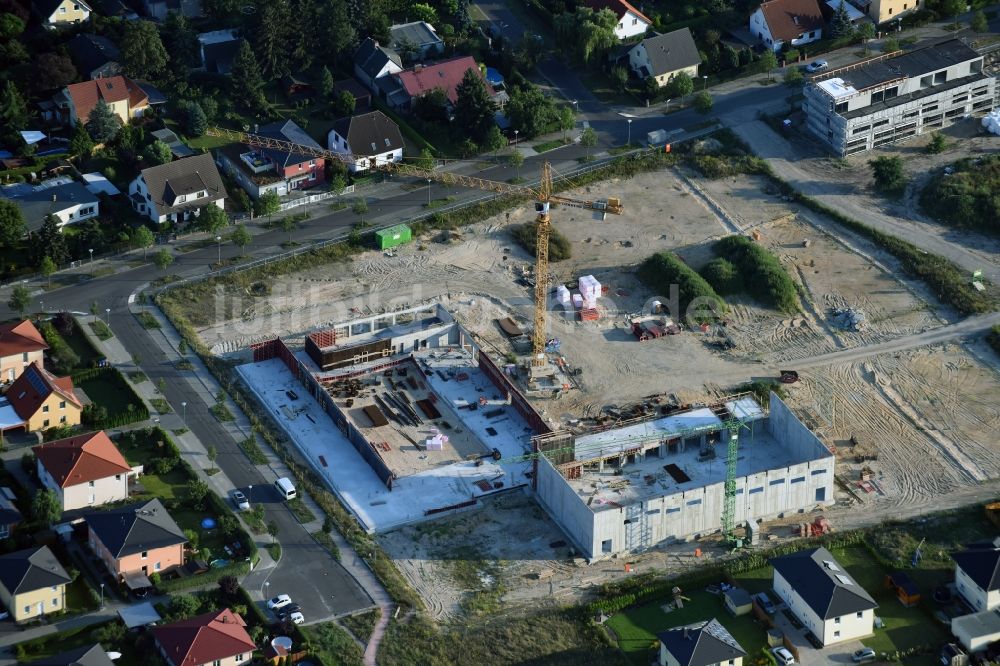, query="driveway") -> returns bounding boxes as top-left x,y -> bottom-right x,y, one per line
771,608 -> 866,664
